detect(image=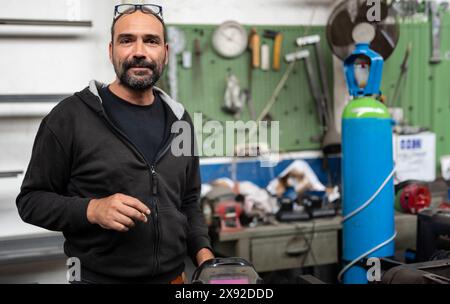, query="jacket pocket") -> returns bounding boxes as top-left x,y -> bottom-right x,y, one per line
157,206 -> 188,273
90,229 -> 121,255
